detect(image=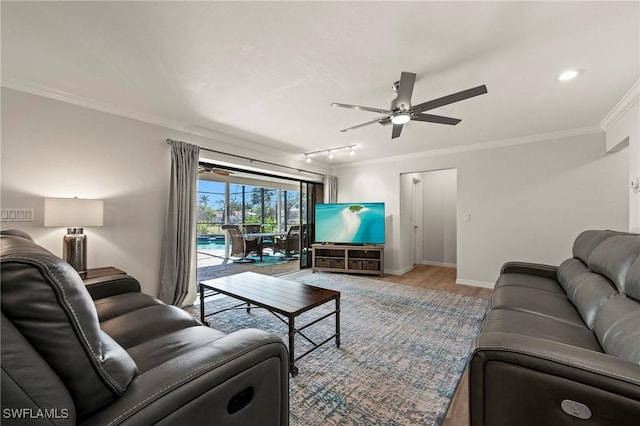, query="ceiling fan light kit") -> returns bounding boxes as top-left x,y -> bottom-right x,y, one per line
391,113 -> 411,125
332,71 -> 487,139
